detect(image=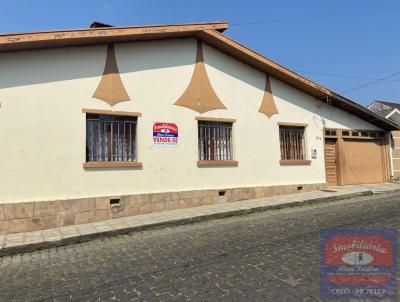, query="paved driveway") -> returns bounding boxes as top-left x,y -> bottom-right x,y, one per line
0,192 -> 399,301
